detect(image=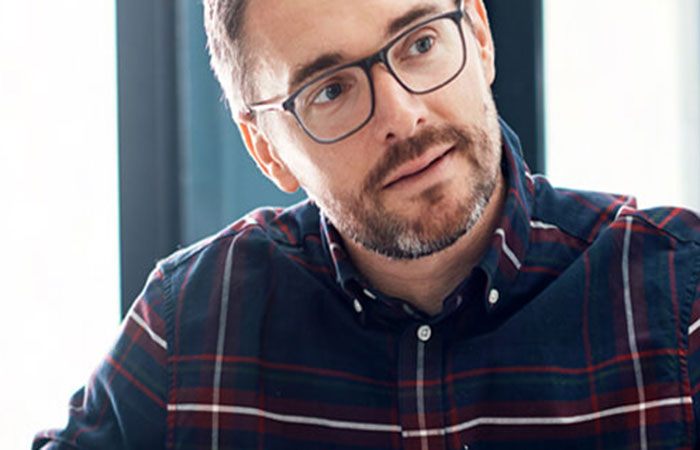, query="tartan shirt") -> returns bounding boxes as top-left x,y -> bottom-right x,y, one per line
35,120 -> 700,450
